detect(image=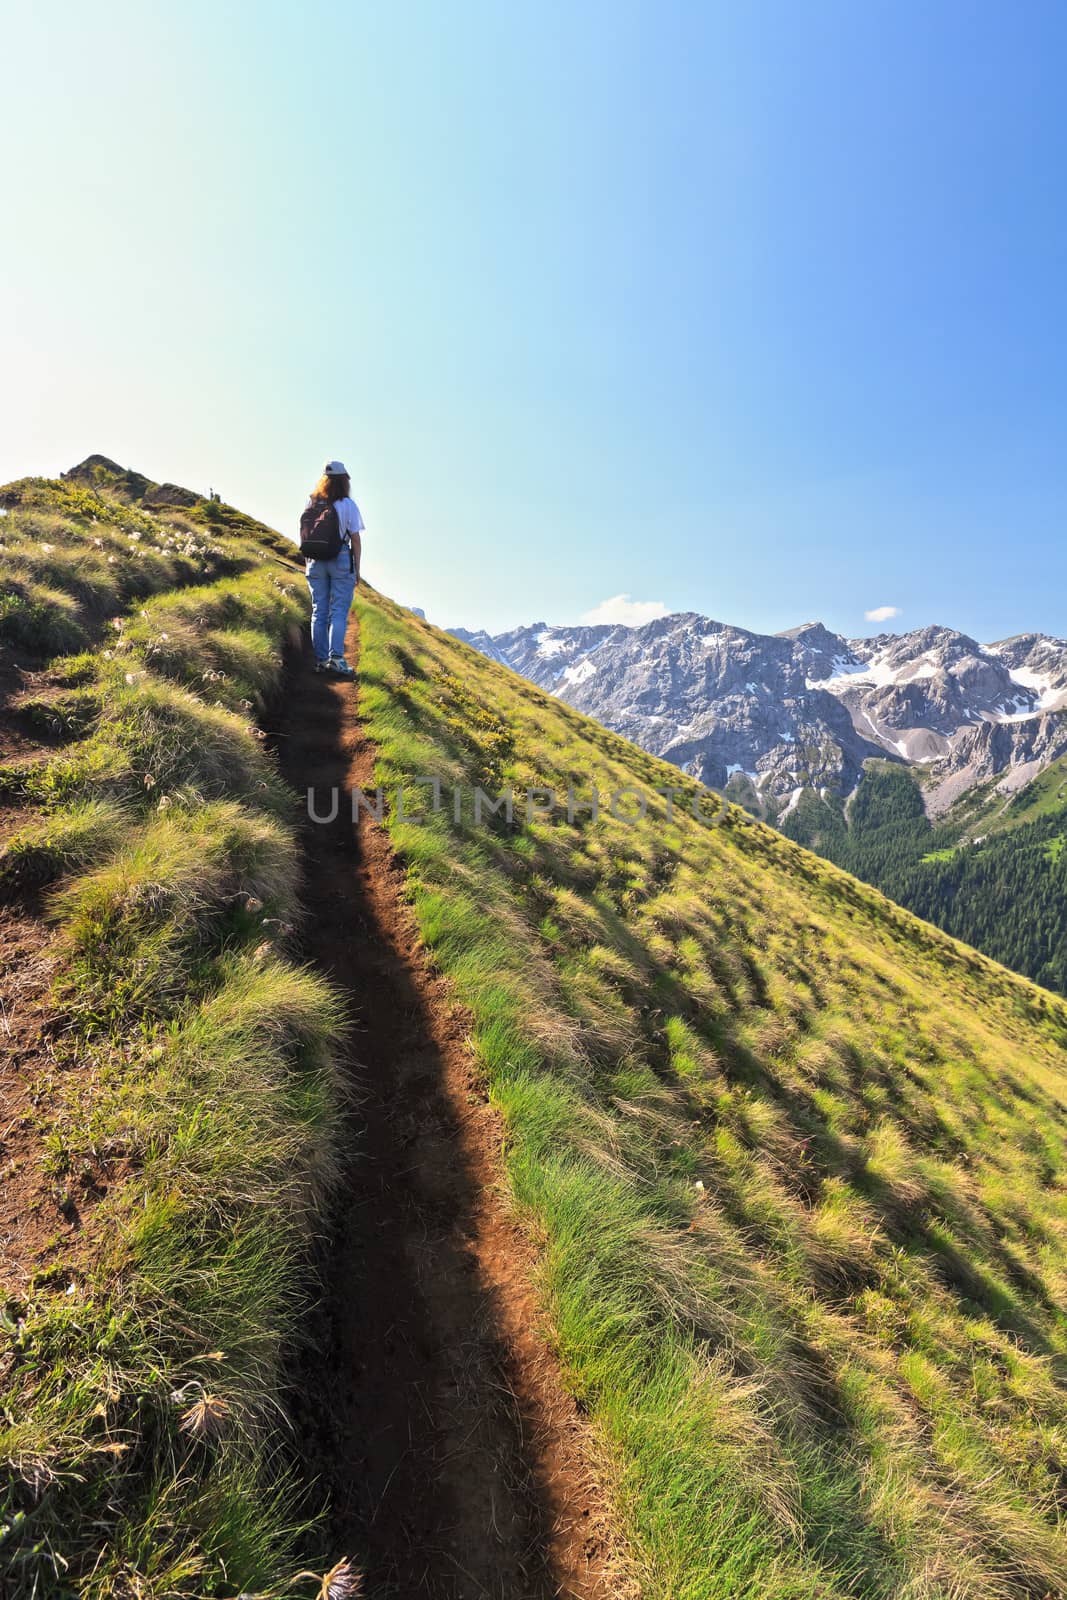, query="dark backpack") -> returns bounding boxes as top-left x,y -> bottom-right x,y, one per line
299,497 -> 342,560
